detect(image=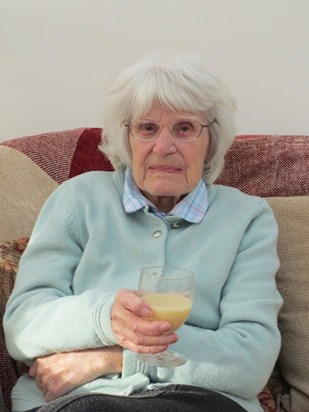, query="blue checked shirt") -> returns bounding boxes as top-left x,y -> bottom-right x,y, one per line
123,167 -> 208,223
